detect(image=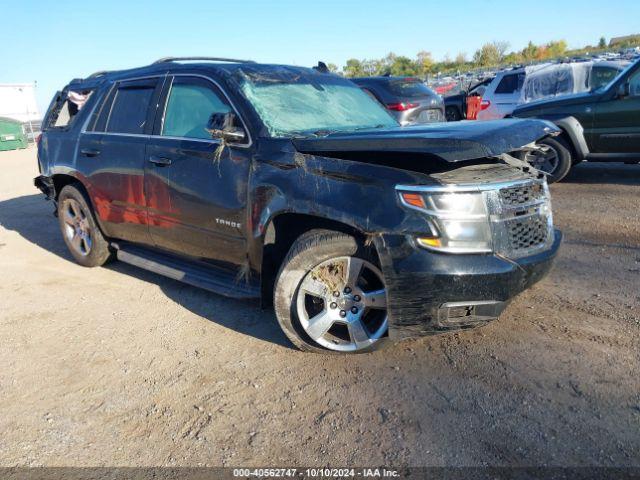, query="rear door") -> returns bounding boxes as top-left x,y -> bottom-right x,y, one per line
144,75 -> 251,265
78,77 -> 163,245
591,67 -> 640,154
